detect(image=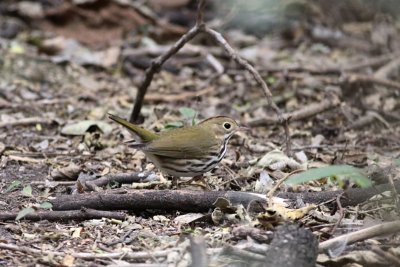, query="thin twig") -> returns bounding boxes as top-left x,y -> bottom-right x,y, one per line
0,243 -> 173,260
129,0 -> 205,123
248,94 -> 341,127
259,52 -> 400,75
144,86 -> 214,102
329,193 -> 345,235
343,73 -> 400,90
7,155 -> 46,164
0,208 -> 126,222
387,174 -> 400,214
370,245 -> 400,266
77,171 -> 155,192
203,28 -> 281,118
267,169 -> 304,205
319,220 -> 400,252
374,56 -> 400,79
222,245 -> 265,262
0,117 -> 55,128
203,26 -> 291,153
